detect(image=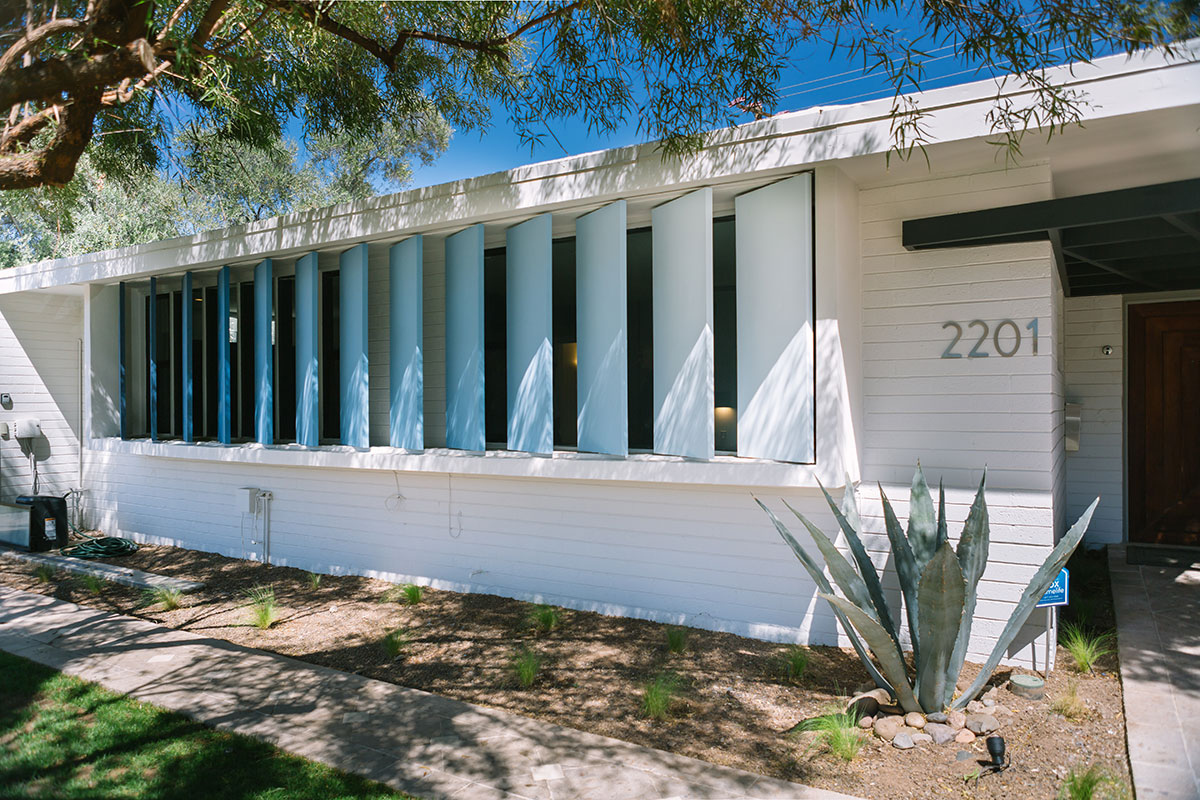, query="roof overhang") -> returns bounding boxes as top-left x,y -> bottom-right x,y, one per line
902,178 -> 1200,296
